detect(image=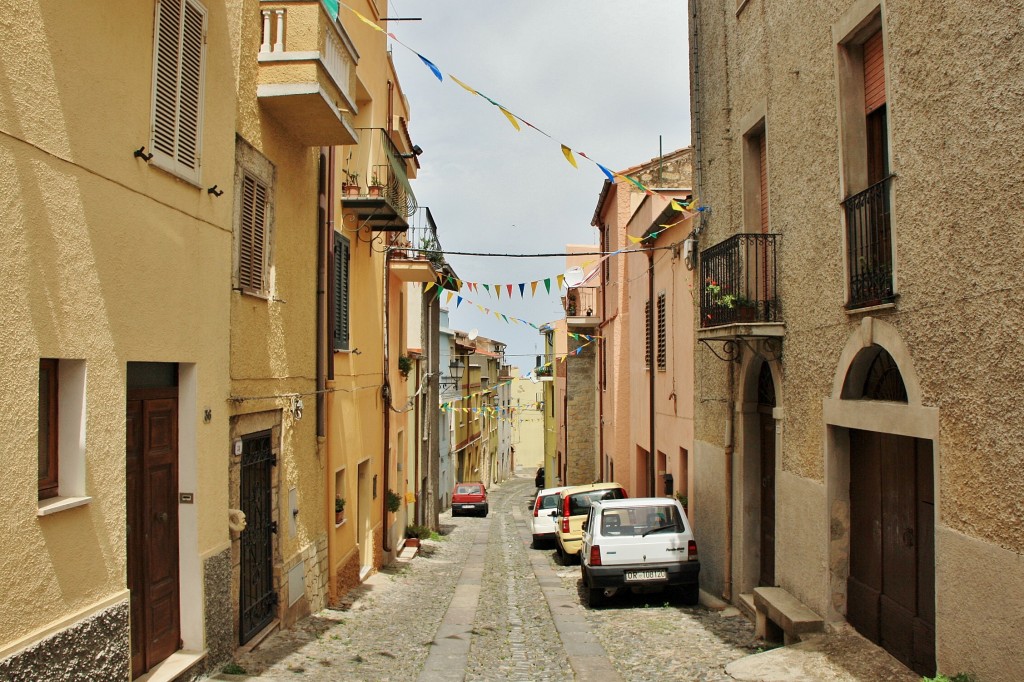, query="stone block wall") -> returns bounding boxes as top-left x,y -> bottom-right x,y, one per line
565,330 -> 598,485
